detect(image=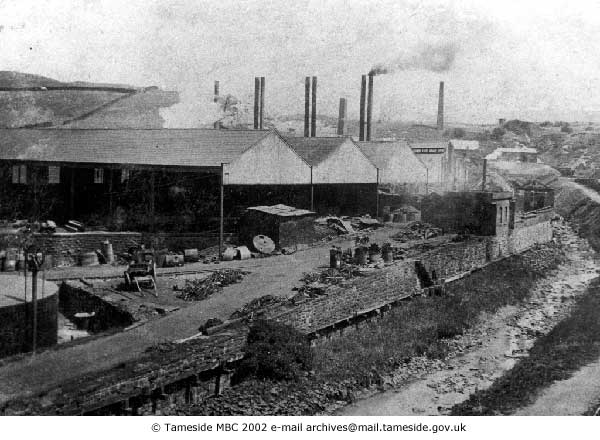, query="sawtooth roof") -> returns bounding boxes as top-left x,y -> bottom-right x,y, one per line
0,128 -> 273,169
